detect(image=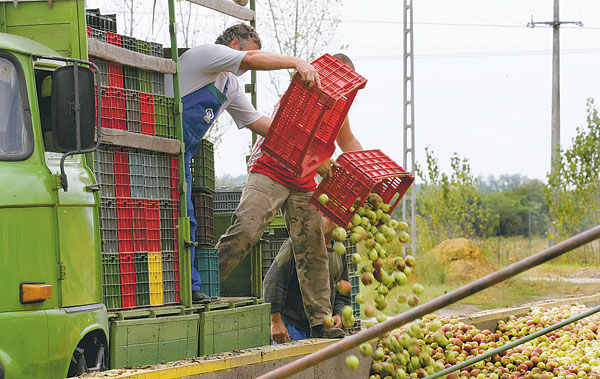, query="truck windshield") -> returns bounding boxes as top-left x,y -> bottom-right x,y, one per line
0,56 -> 30,159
